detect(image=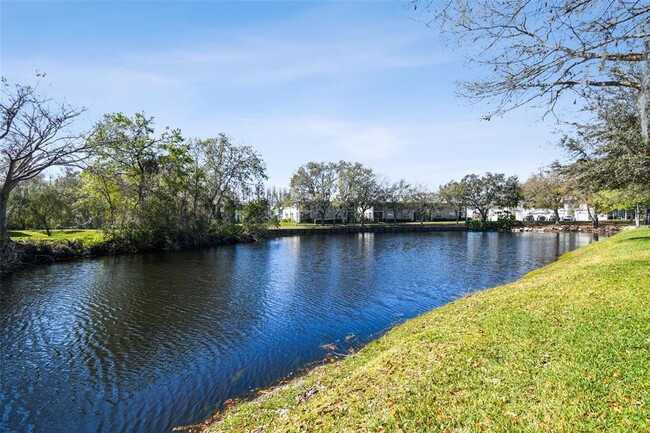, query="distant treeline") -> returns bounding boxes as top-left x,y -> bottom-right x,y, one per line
2,80 -> 649,250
